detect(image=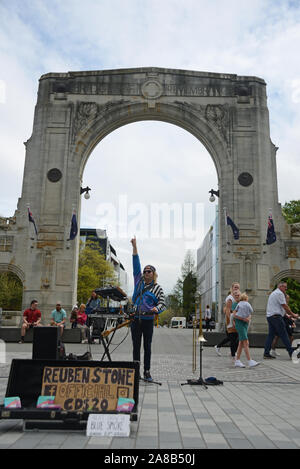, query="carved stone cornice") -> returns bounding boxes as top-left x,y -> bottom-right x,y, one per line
174,101 -> 231,148
72,102 -> 99,142
290,223 -> 300,238
72,99 -> 131,142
